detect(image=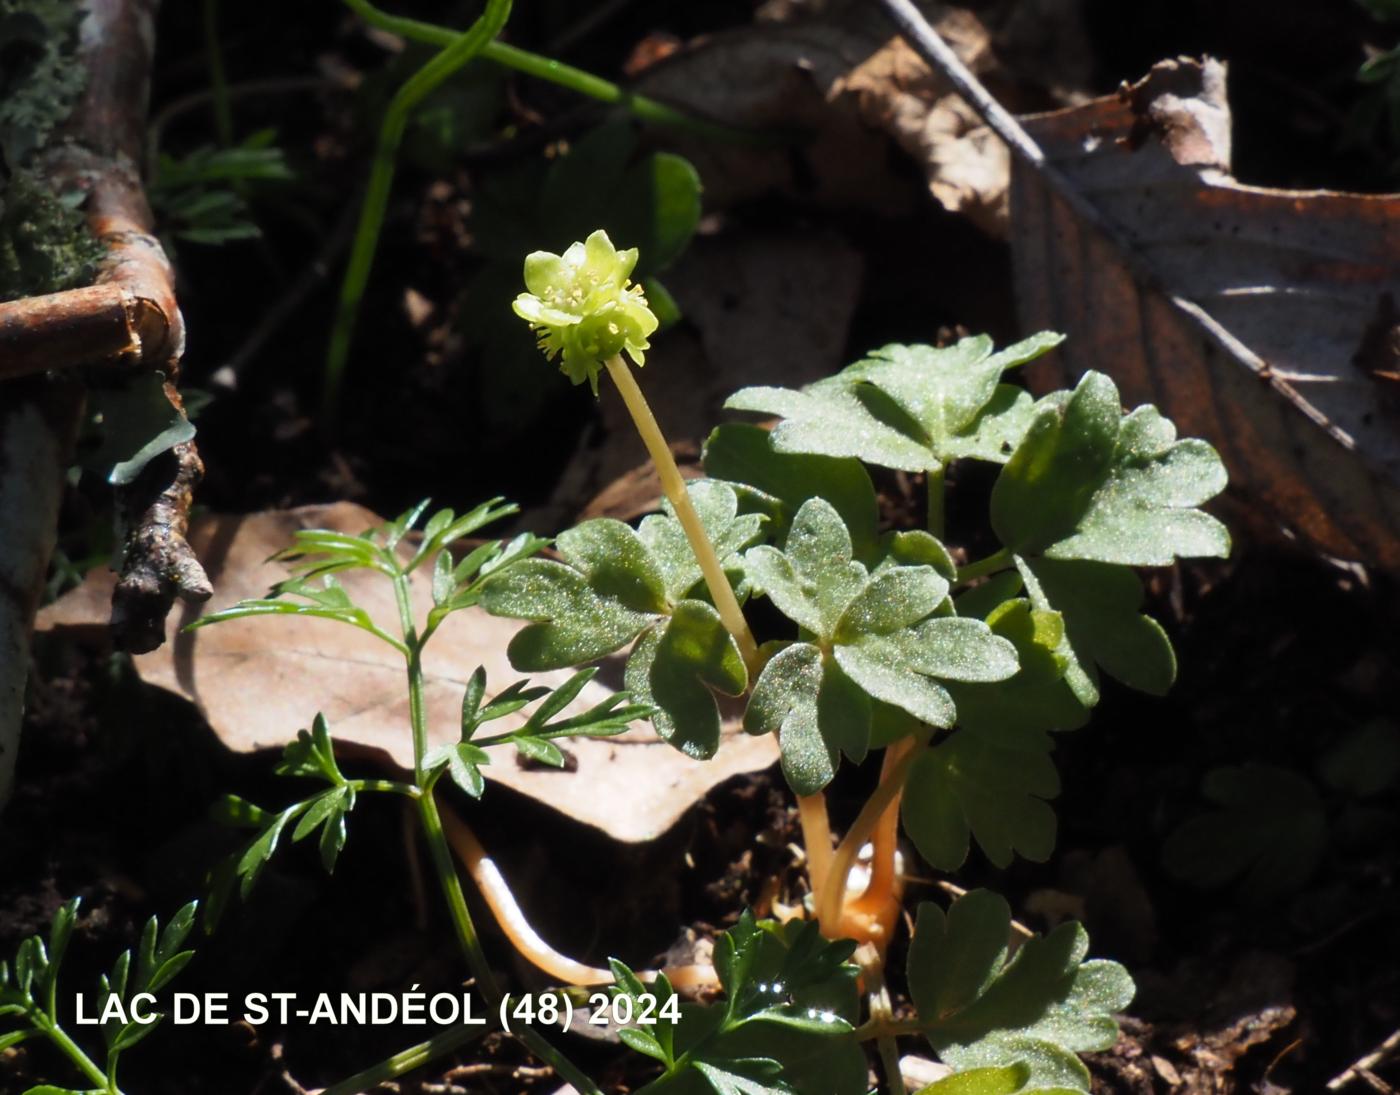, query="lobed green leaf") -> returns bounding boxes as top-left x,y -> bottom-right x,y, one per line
703,423 -> 880,562
726,334 -> 1060,474
907,891 -> 1133,1092
991,372 -> 1228,567
627,602 -> 747,760
902,732 -> 1059,871
633,915 -> 864,1095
